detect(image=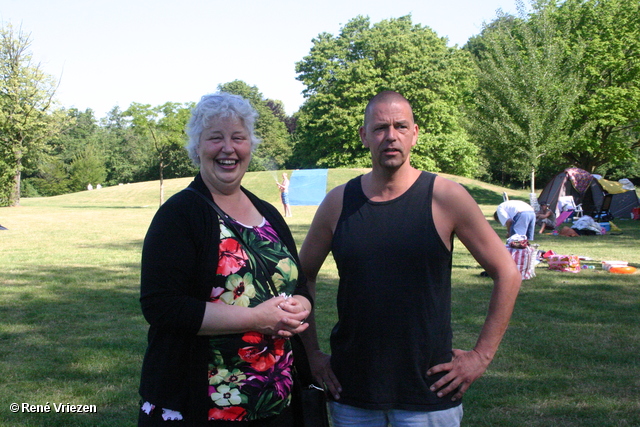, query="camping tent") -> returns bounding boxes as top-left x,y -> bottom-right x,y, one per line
538,168 -> 640,219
